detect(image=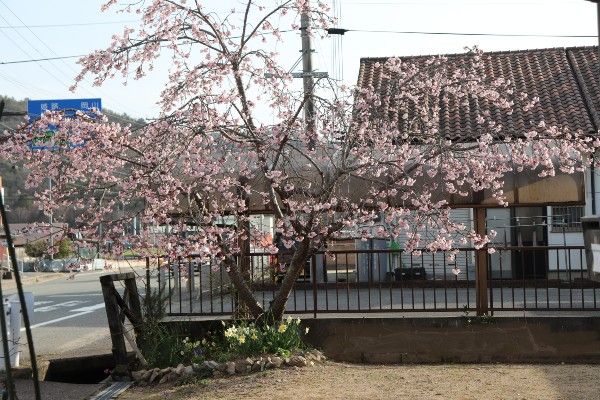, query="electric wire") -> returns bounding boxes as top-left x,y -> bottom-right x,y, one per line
2,28 -> 594,67
0,1 -> 140,117
0,14 -> 73,92
0,20 -> 139,29
345,0 -> 575,5
336,28 -> 596,38
0,55 -> 84,65
0,70 -> 58,97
